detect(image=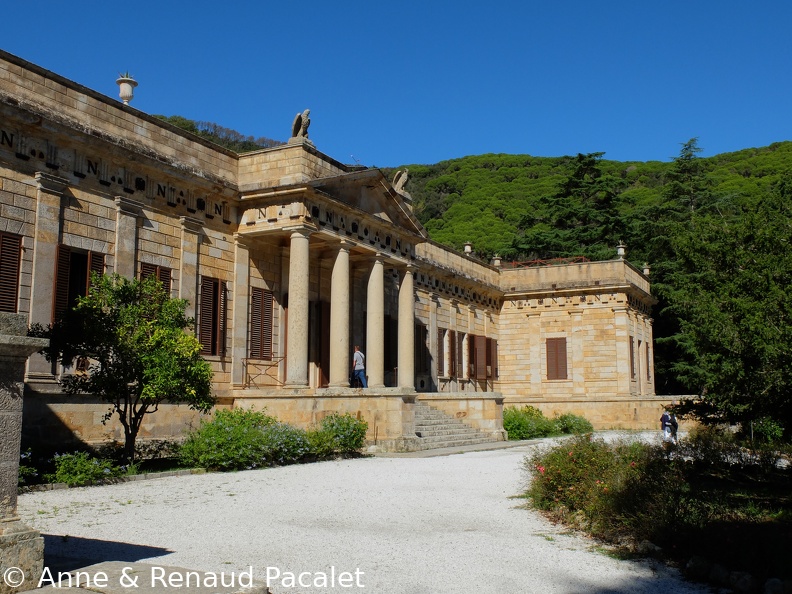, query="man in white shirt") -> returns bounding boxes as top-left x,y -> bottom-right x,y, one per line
352,345 -> 367,388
